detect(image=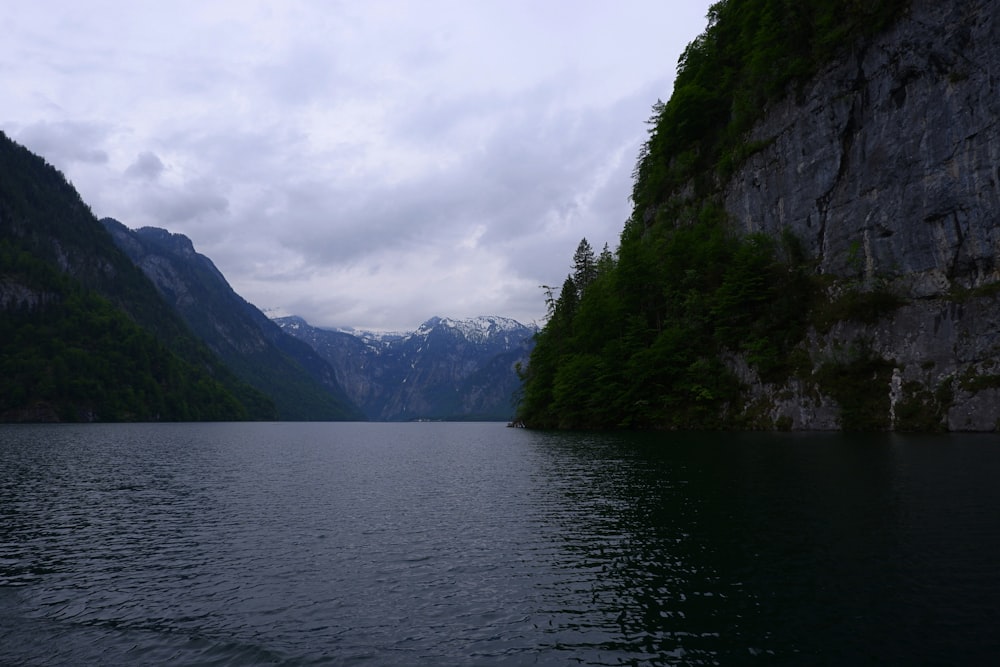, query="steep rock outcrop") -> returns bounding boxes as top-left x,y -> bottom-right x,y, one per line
719,0 -> 1000,430
725,0 -> 1000,294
